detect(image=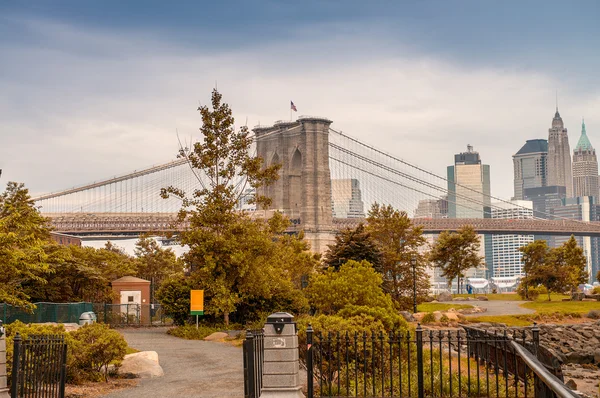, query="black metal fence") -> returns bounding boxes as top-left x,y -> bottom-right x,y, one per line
243,329 -> 265,398
305,324 -> 576,398
92,303 -> 171,326
11,333 -> 67,398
